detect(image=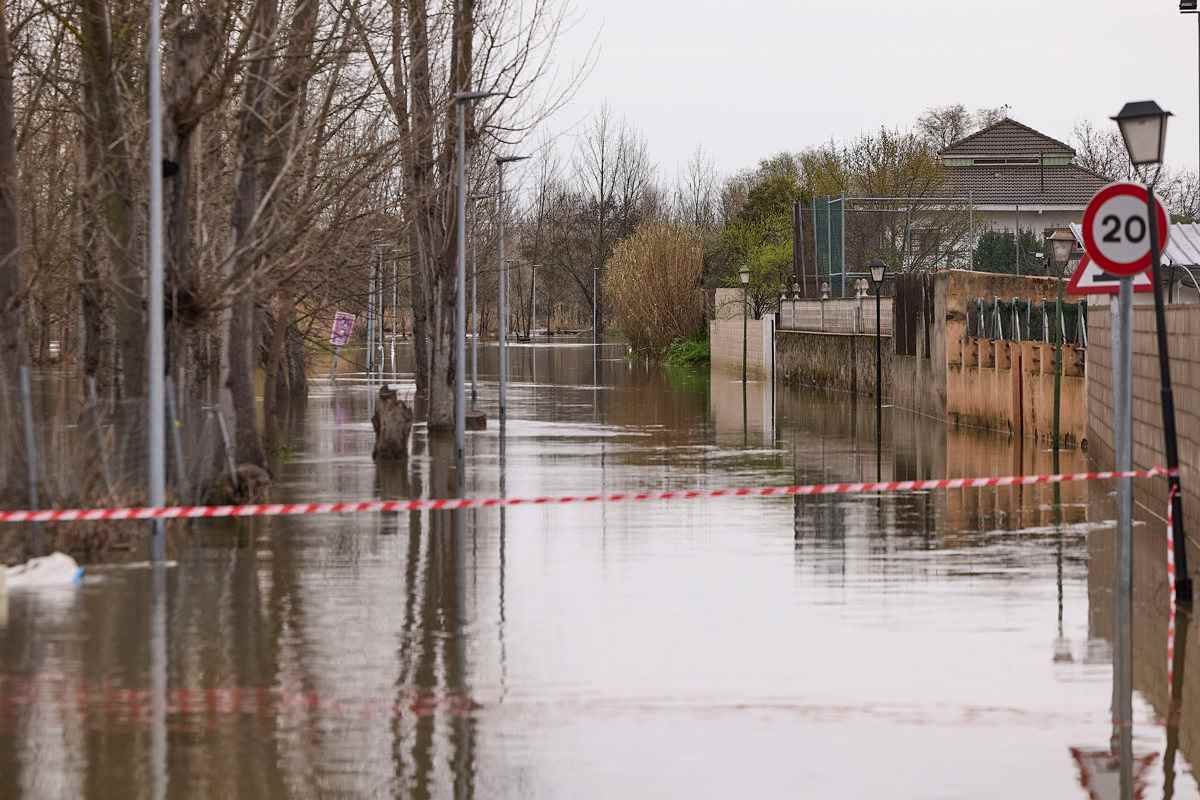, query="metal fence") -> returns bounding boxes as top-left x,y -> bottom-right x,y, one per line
965,297 -> 1088,347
